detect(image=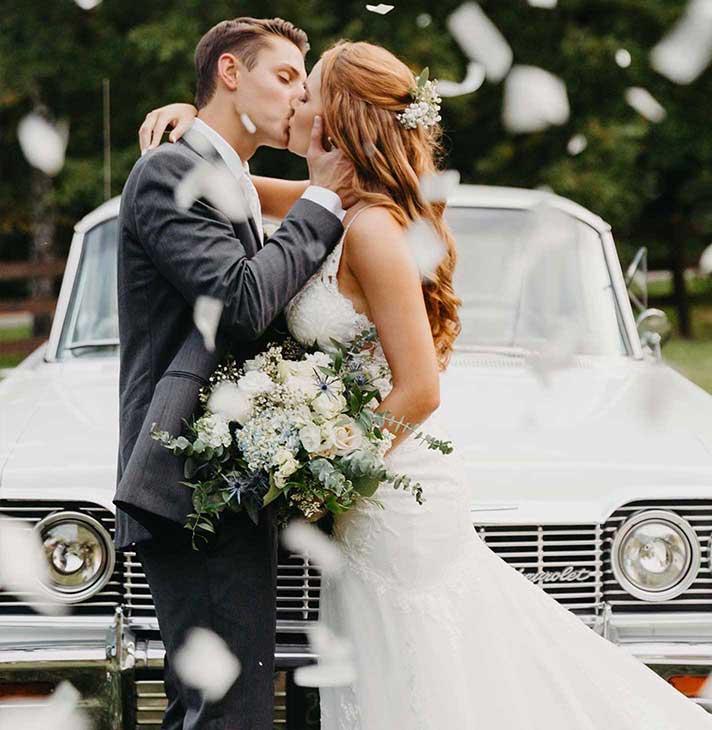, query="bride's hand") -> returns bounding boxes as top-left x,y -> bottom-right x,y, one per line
138,103 -> 198,154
